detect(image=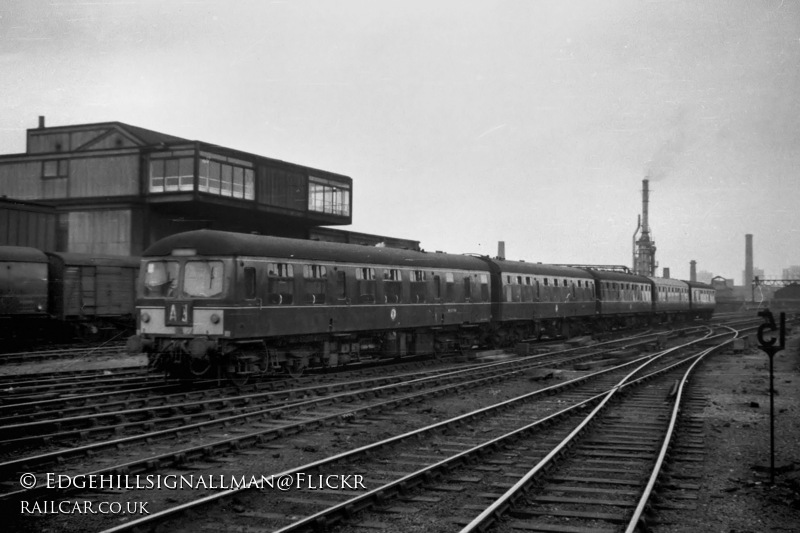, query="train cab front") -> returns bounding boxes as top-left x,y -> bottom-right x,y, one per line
126,248 -> 229,378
